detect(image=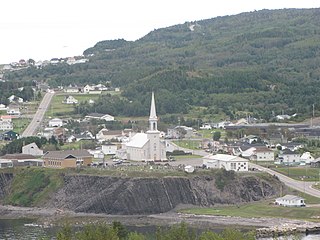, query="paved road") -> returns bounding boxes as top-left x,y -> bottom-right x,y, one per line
168,141 -> 320,197
250,163 -> 320,198
21,92 -> 55,137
